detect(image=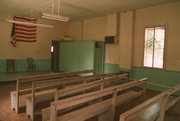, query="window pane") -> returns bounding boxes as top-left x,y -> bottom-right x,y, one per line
153,27 -> 165,68
144,28 -> 154,67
